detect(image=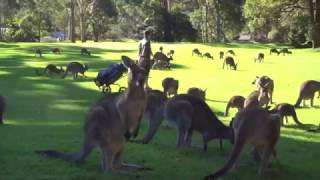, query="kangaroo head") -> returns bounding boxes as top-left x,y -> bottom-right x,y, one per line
122,56 -> 146,88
